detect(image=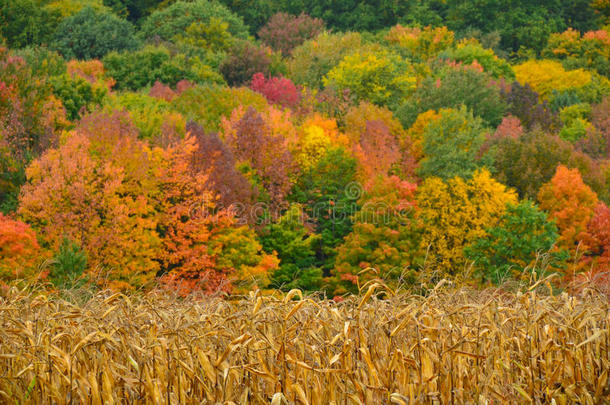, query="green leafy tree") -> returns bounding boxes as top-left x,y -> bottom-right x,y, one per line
464,201 -> 567,285
278,0 -> 413,32
139,0 -> 248,42
172,18 -> 235,54
0,0 -> 56,48
397,64 -> 506,128
490,129 -> 609,203
103,92 -> 185,141
103,45 -> 224,90
171,85 -> 268,132
441,42 -> 515,80
102,0 -> 160,21
288,31 -> 371,89
50,73 -> 107,120
14,46 -> 67,78
417,107 -> 492,180
216,0 -> 279,34
51,7 -> 140,60
441,0 -> 565,53
261,204 -> 322,291
291,147 -> 359,272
